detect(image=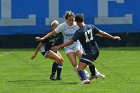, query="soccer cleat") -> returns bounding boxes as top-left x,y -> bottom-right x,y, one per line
89,75 -> 98,80
50,75 -> 56,80
89,74 -> 105,80
96,73 -> 105,79
56,77 -> 62,80
81,79 -> 90,84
